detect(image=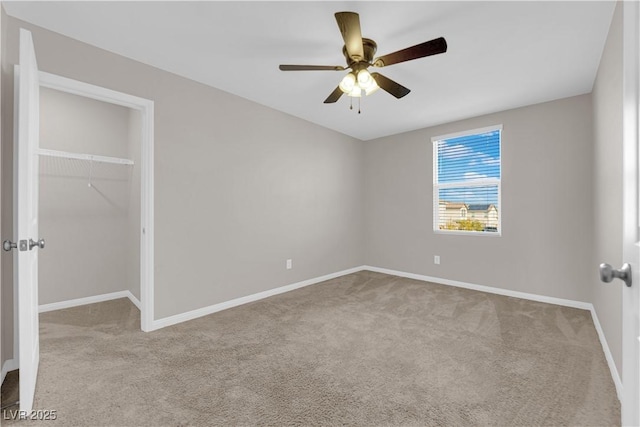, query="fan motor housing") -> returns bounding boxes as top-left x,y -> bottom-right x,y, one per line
343,38 -> 377,66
